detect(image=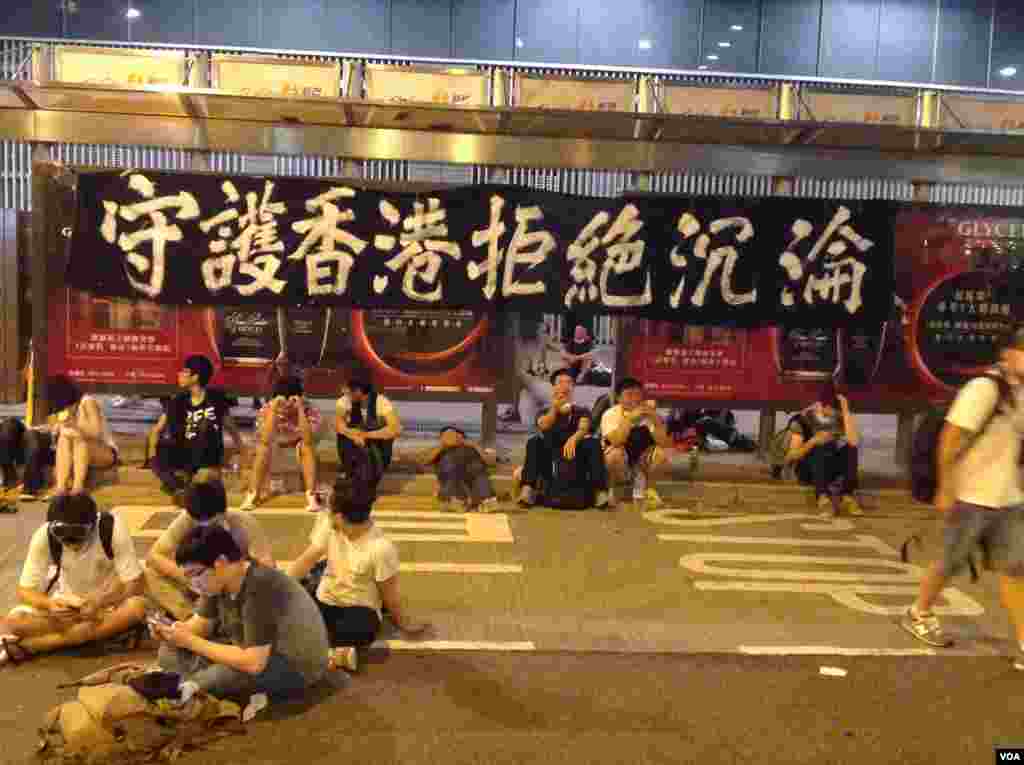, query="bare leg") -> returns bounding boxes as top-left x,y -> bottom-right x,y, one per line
914,562 -> 950,613
8,597 -> 147,655
998,574 -> 1024,645
299,440 -> 318,493
70,436 -> 115,495
53,431 -> 73,493
248,420 -> 276,498
604,447 -> 628,483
